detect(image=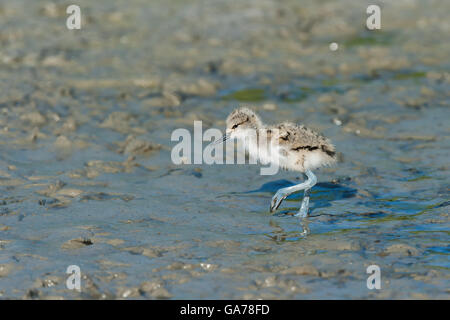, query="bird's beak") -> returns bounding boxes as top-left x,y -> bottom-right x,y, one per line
210,132 -> 231,146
